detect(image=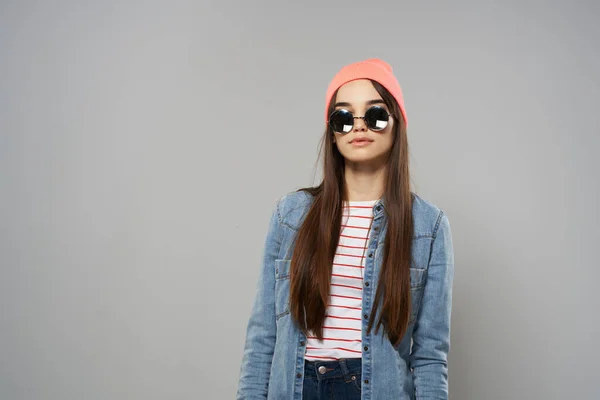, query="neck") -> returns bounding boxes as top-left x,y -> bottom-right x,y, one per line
344,161 -> 387,202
